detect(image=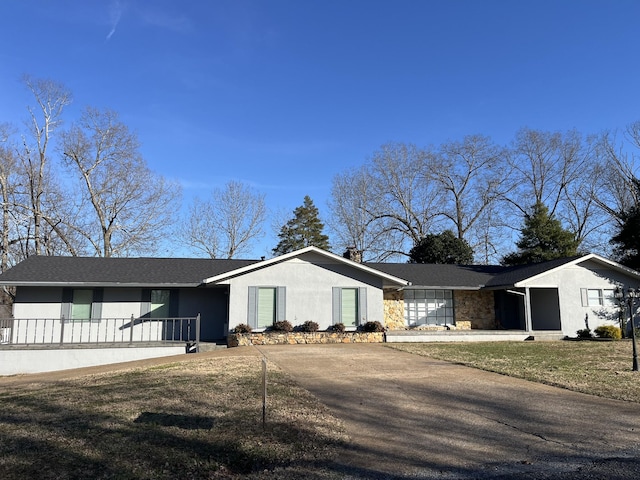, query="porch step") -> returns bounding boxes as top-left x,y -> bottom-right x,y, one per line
197,342 -> 228,352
